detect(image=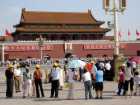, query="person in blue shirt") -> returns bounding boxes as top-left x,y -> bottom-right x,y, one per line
50,63 -> 61,98
95,62 -> 104,99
